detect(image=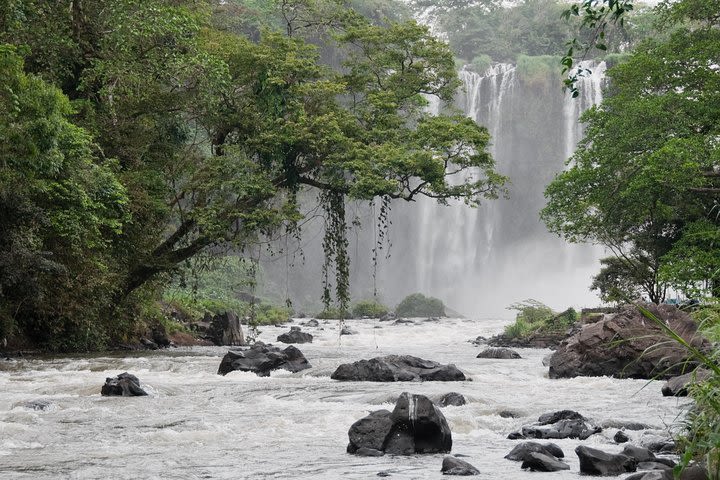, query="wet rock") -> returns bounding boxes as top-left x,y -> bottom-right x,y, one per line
208,311 -> 245,346
521,452 -> 570,472
622,445 -> 655,463
276,326 -> 313,344
301,319 -> 319,327
356,447 -> 384,457
469,336 -> 487,345
437,393 -> 466,407
140,337 -> 158,350
441,456 -> 480,475
645,440 -> 676,454
575,445 -> 637,475
507,431 -> 525,440
340,325 -> 358,335
661,370 -> 710,397
101,372 -> 148,396
505,441 -> 564,461
379,312 -> 396,322
499,410 -> 521,418
522,411 -> 600,440
548,304 -> 709,380
17,399 -> 52,410
151,324 -> 171,348
377,471 -> 392,477
488,332 -> 567,349
347,393 -> 452,455
614,430 -> 630,443
217,342 -> 311,376
600,419 -> 651,430
626,472 -> 671,480
424,317 -> 440,323
637,461 -> 672,471
476,347 -> 521,359
331,355 -> 466,382
393,318 -> 415,325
